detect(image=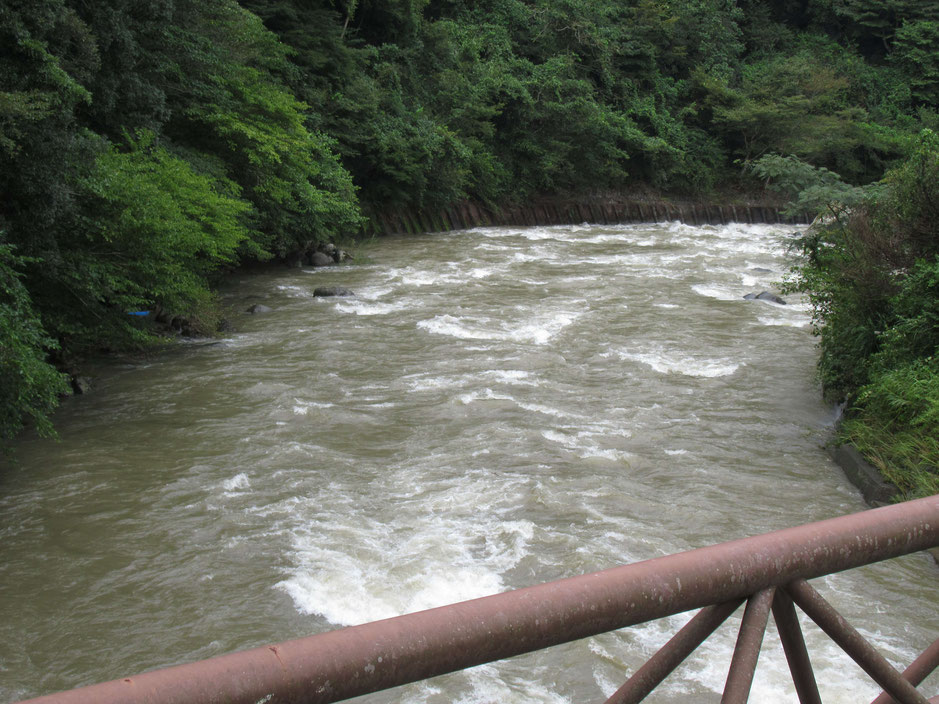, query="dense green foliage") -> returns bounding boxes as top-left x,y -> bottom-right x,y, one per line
786,131 -> 939,498
2,0 -> 939,447
0,243 -> 71,445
